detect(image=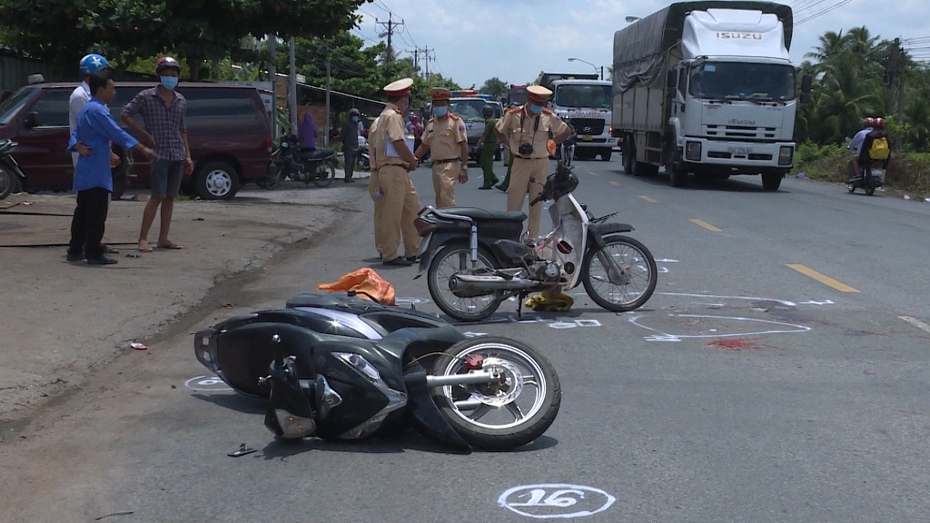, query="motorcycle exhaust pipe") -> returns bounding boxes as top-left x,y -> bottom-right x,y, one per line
449,274 -> 540,296
426,369 -> 503,387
